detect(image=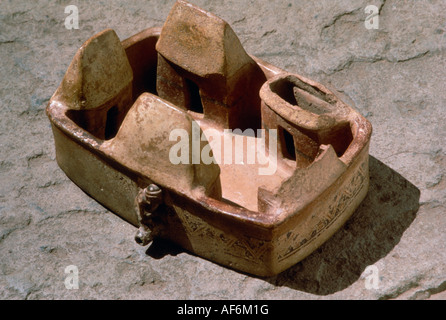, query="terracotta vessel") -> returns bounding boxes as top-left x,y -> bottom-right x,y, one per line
47,0 -> 372,276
